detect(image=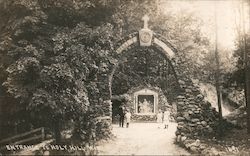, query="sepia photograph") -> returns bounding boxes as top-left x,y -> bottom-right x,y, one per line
0,0 -> 250,155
